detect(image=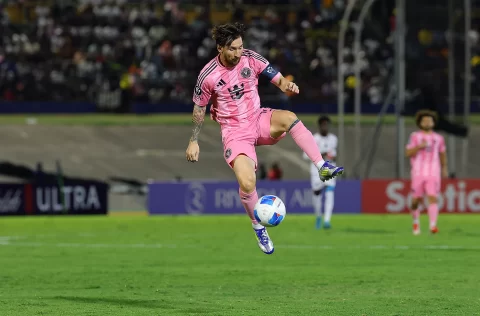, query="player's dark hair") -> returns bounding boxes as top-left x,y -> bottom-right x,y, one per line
415,109 -> 438,128
212,22 -> 246,47
318,115 -> 331,125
